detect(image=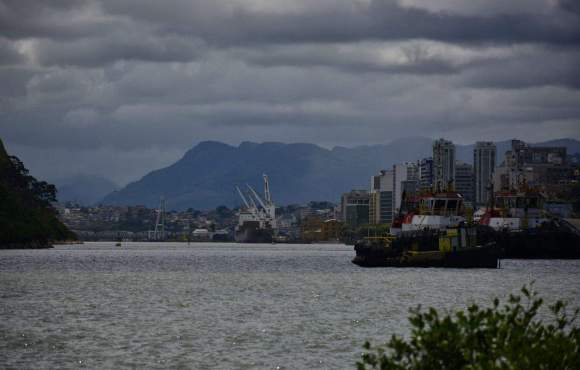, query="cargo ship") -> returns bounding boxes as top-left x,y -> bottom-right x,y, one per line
234,174 -> 277,243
